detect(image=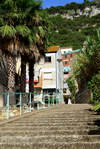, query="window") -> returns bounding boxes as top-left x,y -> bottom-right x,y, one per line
70,54 -> 72,57
64,71 -> 69,74
45,56 -> 51,62
44,72 -> 52,79
65,55 -> 67,58
65,61 -> 68,65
